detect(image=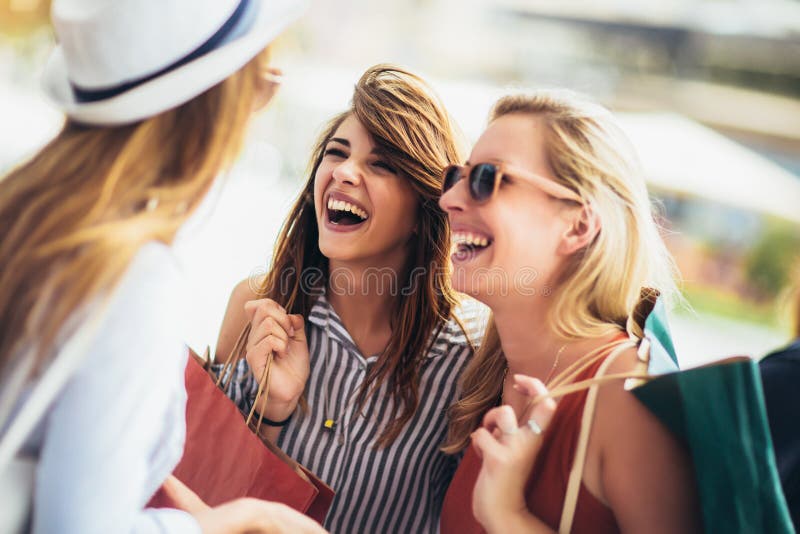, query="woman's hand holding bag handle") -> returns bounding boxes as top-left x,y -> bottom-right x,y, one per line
163,475 -> 326,534
219,297 -> 310,433
150,288 -> 335,526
